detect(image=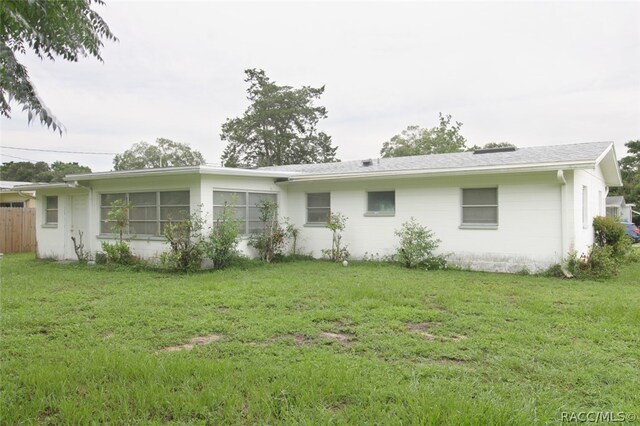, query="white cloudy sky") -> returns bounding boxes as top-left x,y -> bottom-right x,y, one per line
2,1 -> 640,172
